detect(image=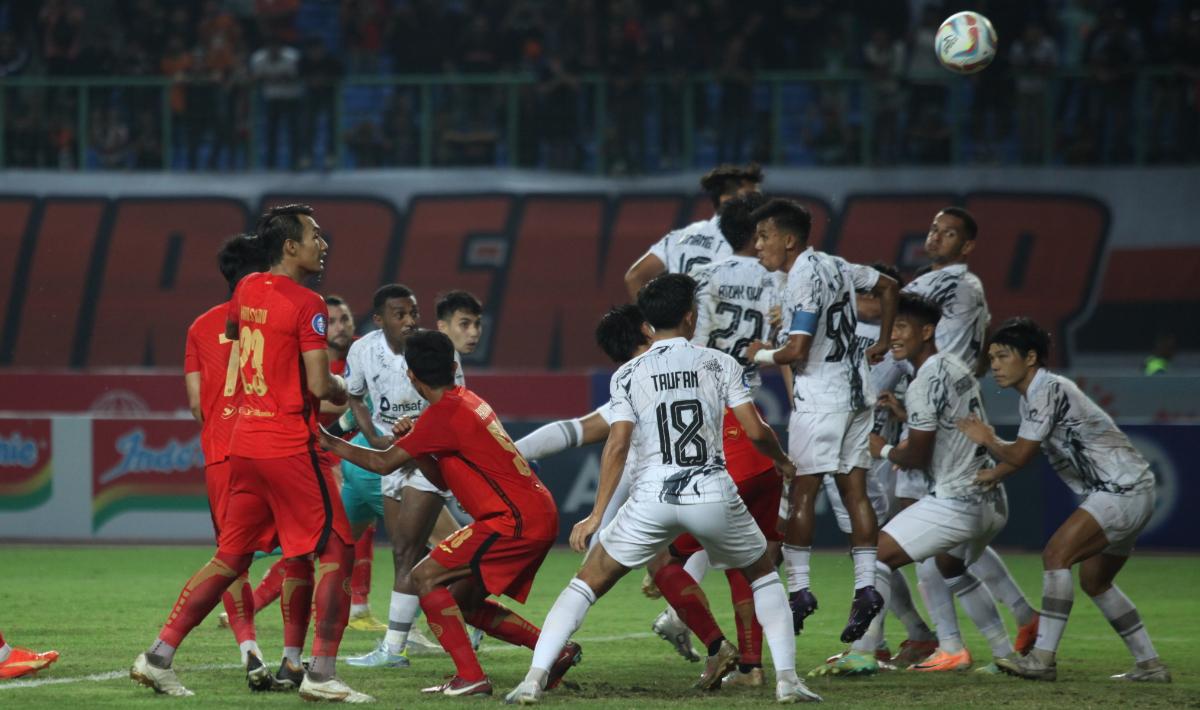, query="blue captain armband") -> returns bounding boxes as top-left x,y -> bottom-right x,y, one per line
789,310 -> 818,335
